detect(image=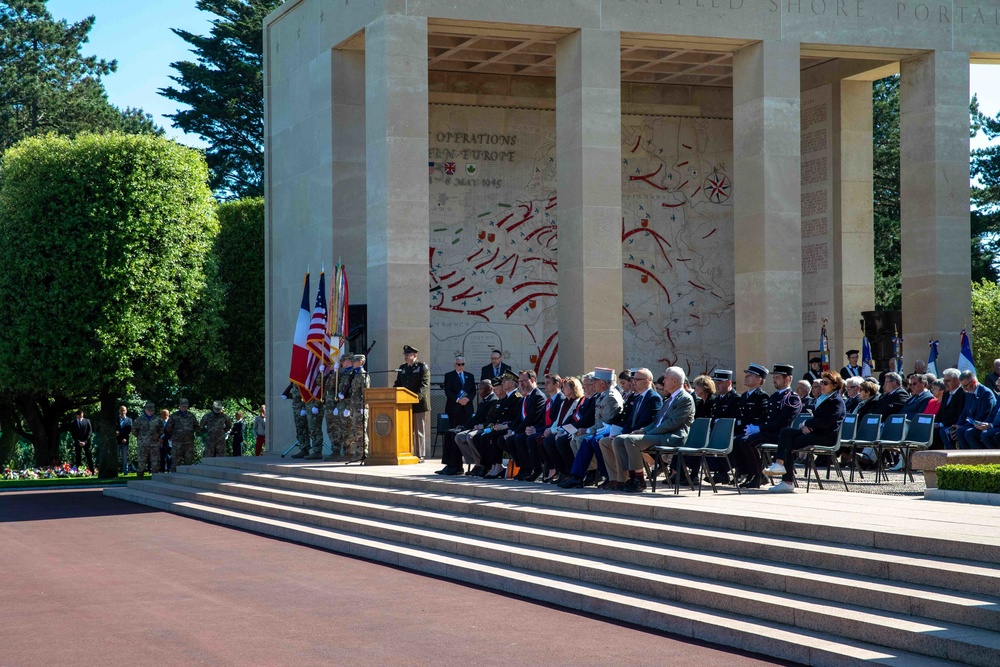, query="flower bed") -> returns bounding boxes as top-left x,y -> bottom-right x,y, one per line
937,464 -> 1000,494
2,463 -> 94,481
